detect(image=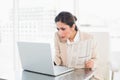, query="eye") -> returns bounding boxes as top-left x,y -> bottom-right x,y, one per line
61,28 -> 66,31
57,28 -> 59,31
